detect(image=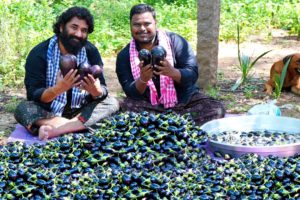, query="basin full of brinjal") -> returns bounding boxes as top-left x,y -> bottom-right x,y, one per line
211,130 -> 300,146
203,115 -> 300,158
1,111 -> 300,199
